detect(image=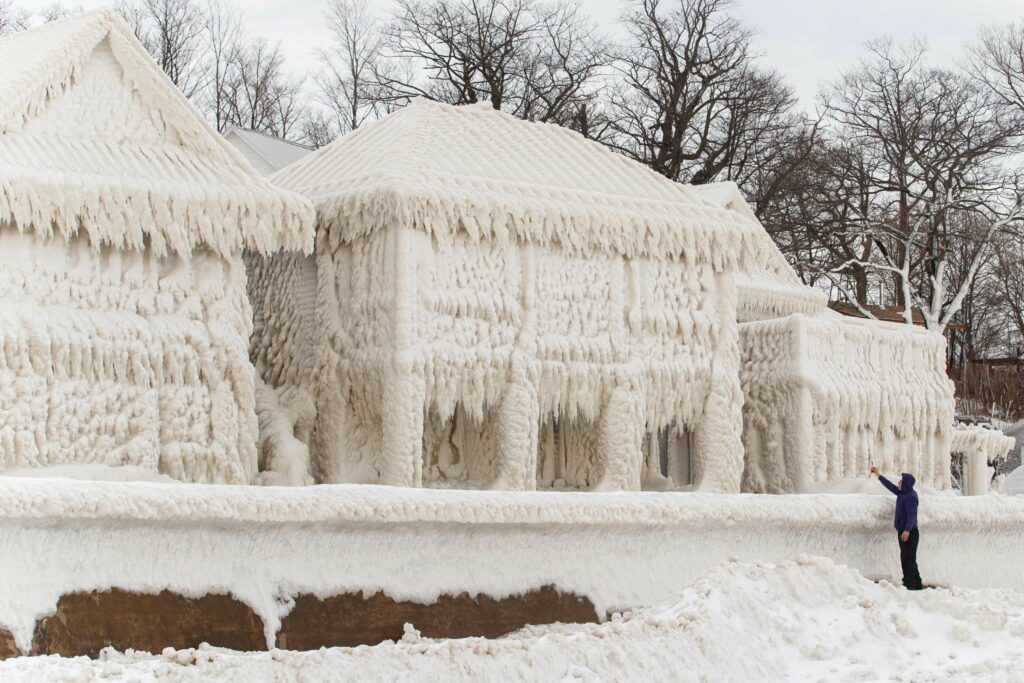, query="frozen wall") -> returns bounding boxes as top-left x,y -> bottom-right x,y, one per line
739,314 -> 954,492
291,228 -> 744,492
0,478 -> 1021,654
0,227 -> 258,483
